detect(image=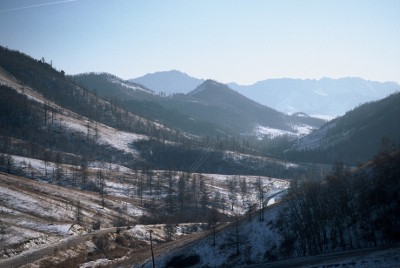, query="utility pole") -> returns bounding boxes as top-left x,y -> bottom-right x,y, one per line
235,214 -> 240,256
149,230 -> 156,268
